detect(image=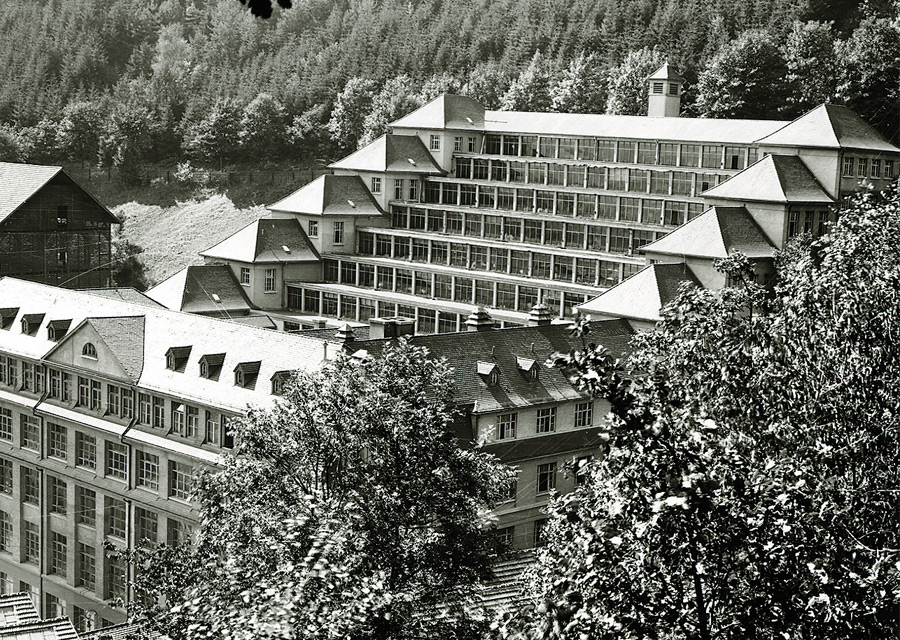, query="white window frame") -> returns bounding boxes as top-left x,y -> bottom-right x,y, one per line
239,267 -> 250,285
498,412 -> 517,439
454,136 -> 462,152
264,268 -> 277,293
333,221 -> 345,245
308,220 -> 318,238
536,406 -> 557,433
371,177 -> 382,194
574,401 -> 593,428
429,134 -> 441,151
